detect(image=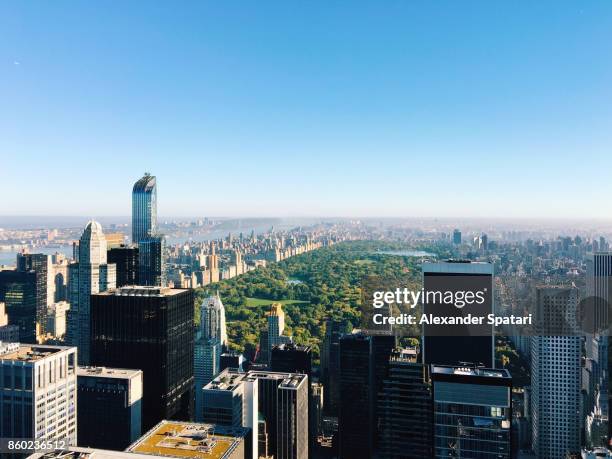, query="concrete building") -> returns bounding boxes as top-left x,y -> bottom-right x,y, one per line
28,421 -> 249,459
531,286 -> 581,459
67,220 -> 116,364
202,369 -> 259,459
0,301 -> 20,341
46,301 -> 70,339
0,342 -> 77,445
